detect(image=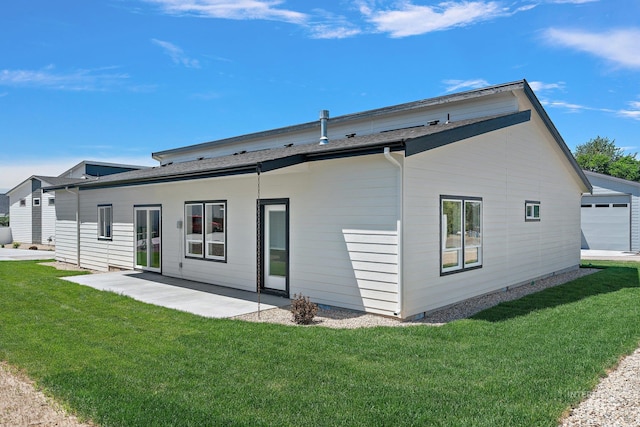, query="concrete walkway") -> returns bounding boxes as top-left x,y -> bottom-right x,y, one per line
0,248 -> 56,261
581,249 -> 640,262
62,270 -> 290,319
